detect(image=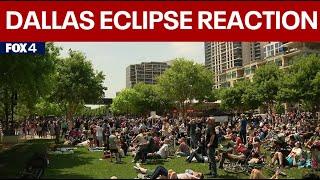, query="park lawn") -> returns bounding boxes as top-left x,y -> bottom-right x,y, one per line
0,139 -> 318,179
